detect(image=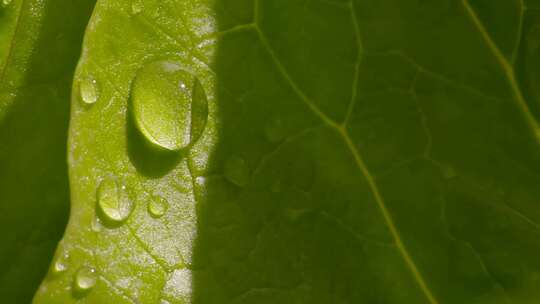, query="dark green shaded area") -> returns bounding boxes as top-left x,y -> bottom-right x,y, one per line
0,0 -> 95,302
192,0 -> 540,303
